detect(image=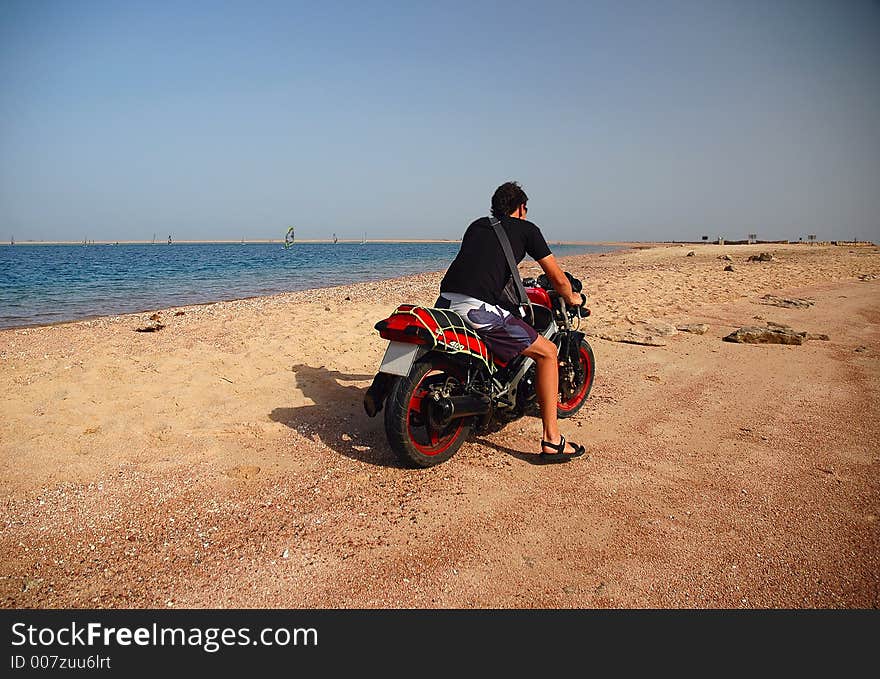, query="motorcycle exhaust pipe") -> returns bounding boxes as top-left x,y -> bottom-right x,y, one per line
437,394 -> 492,420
